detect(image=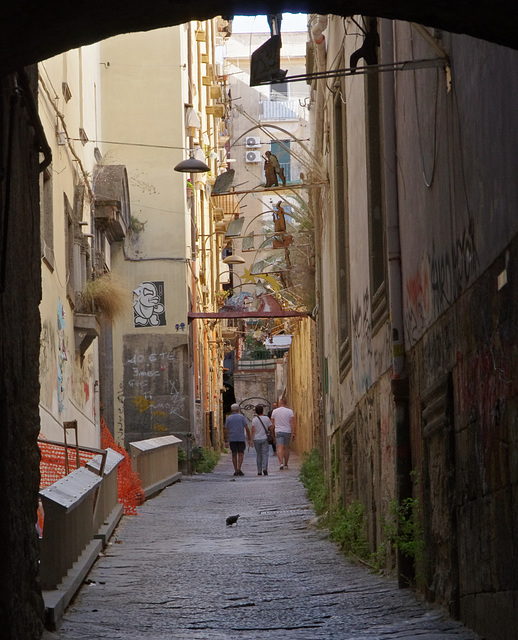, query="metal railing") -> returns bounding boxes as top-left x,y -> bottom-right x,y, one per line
237,358 -> 278,370
259,99 -> 300,121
